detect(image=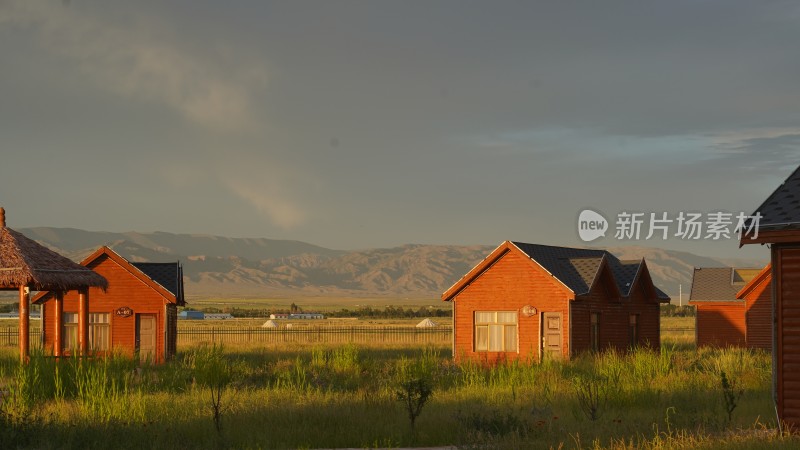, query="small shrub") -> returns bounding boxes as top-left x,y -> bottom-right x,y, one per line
189,344 -> 233,432
572,372 -> 609,421
720,370 -> 744,422
395,376 -> 433,443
